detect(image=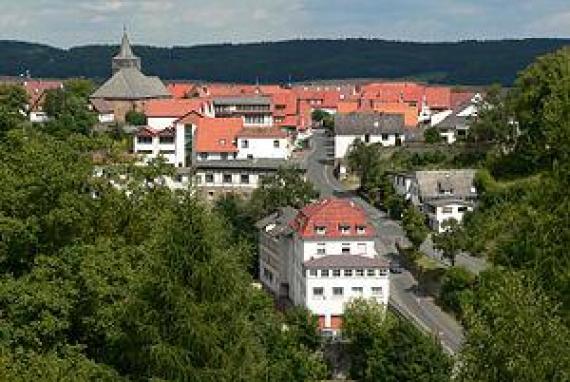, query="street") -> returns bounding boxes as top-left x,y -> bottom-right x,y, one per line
306,129 -> 465,354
